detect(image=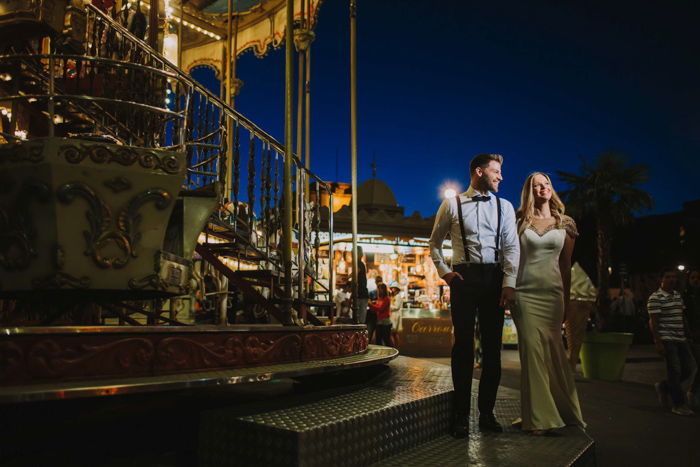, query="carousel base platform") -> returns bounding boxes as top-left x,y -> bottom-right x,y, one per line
200,355 -> 595,467
0,341 -> 394,403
